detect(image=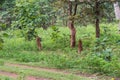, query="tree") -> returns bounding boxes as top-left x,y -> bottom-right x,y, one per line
76,0 -> 118,38
12,0 -> 55,40
68,0 -> 78,47
0,0 -> 5,6
0,0 -> 15,30
113,1 -> 120,33
54,0 -> 118,48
